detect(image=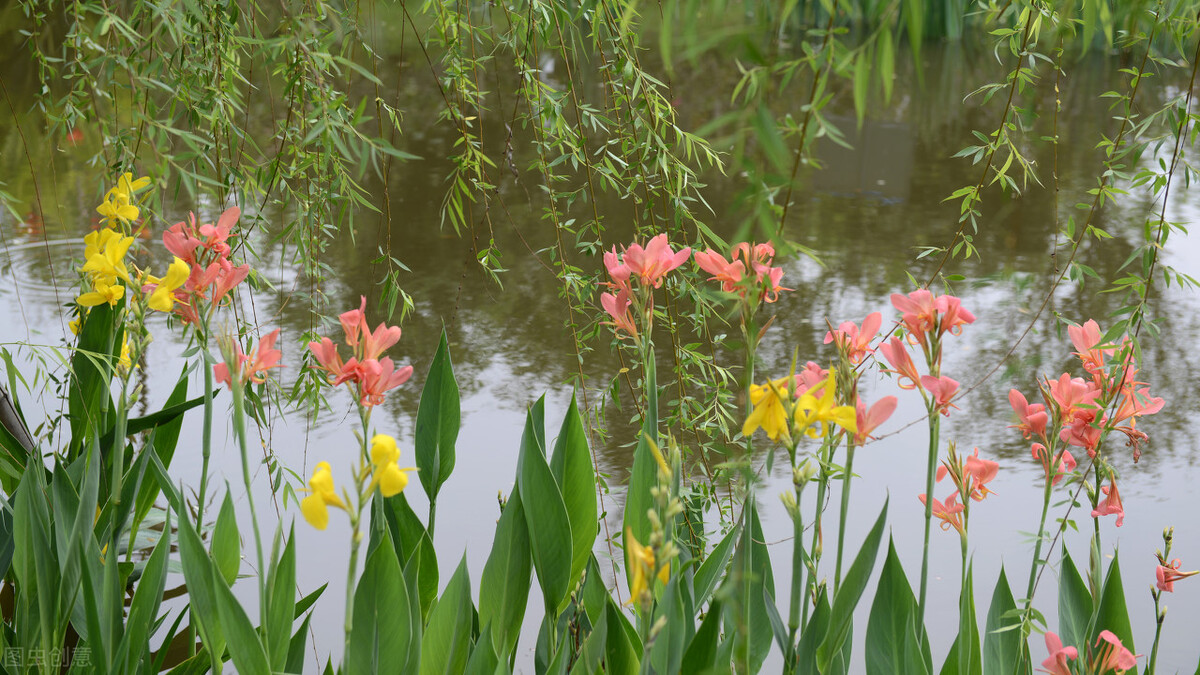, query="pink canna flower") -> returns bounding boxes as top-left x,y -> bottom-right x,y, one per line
339,297 -> 368,349
601,290 -> 638,339
1009,389 -> 1049,440
918,491 -> 964,536
198,206 -> 240,257
210,260 -> 250,307
308,337 -> 346,376
1092,630 -> 1139,673
694,249 -> 746,294
880,337 -> 923,390
891,289 -> 939,339
963,447 -> 998,501
1069,319 -> 1112,377
621,234 -> 691,288
359,358 -> 414,407
934,295 -> 975,337
1048,374 -> 1101,420
1031,443 -> 1076,487
1039,632 -> 1077,675
1155,558 -> 1198,593
794,361 -> 829,398
214,329 -> 282,389
824,312 -> 882,364
1060,409 -> 1105,457
1091,479 -> 1125,527
163,214 -> 204,264
362,321 -> 403,362
1111,386 -> 1165,426
853,396 -> 897,445
603,247 -> 633,294
920,375 -> 960,416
